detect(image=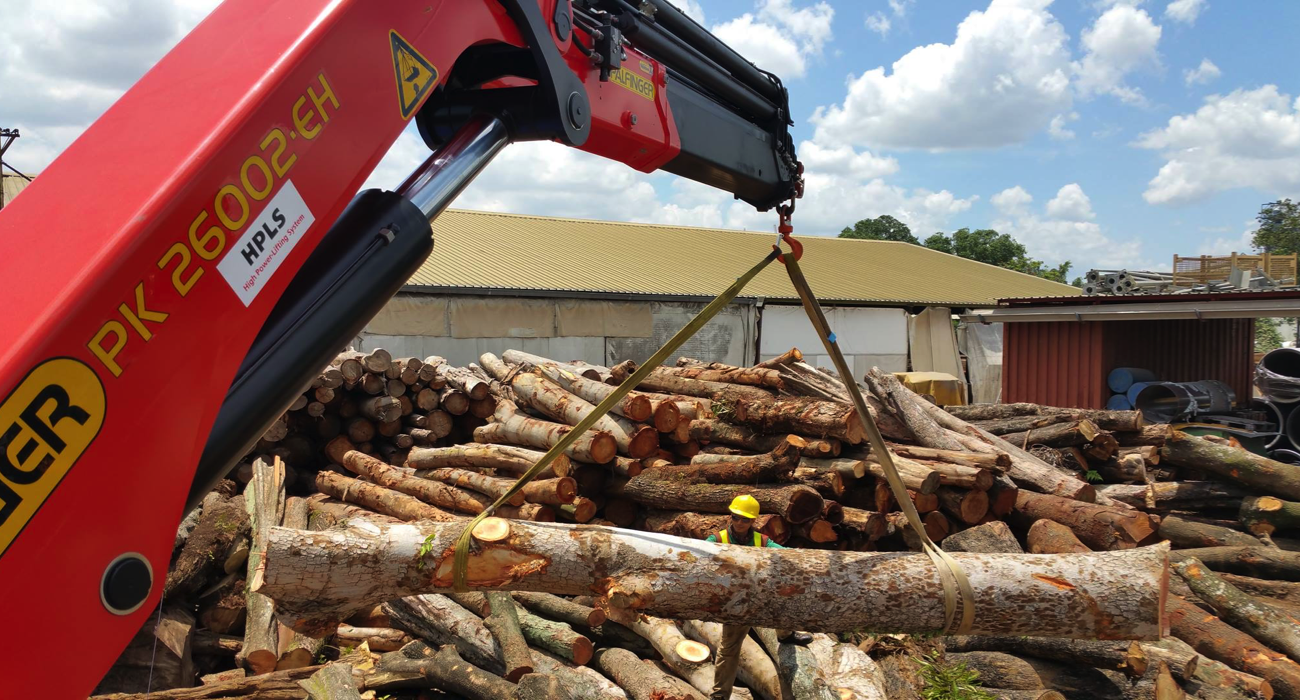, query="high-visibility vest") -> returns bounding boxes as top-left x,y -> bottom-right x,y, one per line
717,529 -> 765,547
